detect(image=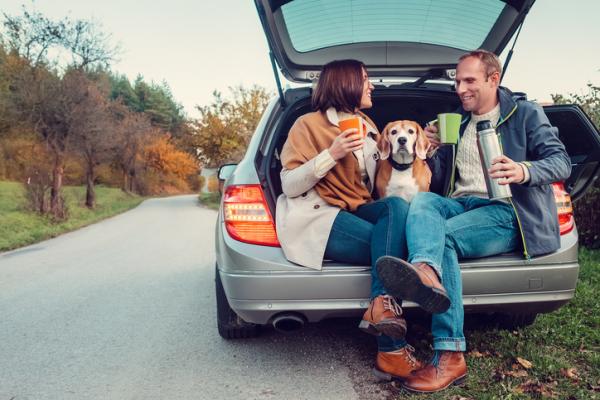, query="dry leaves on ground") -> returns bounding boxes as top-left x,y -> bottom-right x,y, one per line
516,357 -> 533,369
493,367 -> 529,381
468,350 -> 488,358
513,379 -> 558,398
506,369 -> 529,378
560,367 -> 579,382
